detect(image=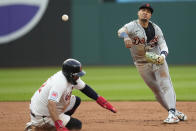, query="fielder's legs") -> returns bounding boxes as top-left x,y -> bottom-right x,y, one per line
136,62 -> 187,123
155,62 -> 176,110
136,63 -> 176,110
155,62 -> 187,122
